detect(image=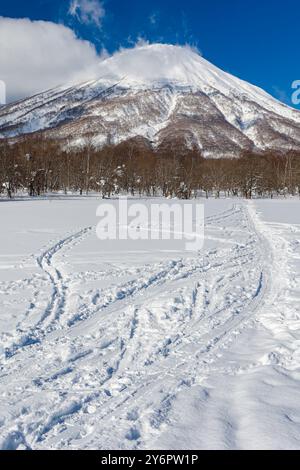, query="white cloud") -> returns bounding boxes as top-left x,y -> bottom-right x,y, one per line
149,12 -> 159,26
94,43 -> 205,86
68,0 -> 105,27
0,17 -> 106,102
0,18 -> 203,103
